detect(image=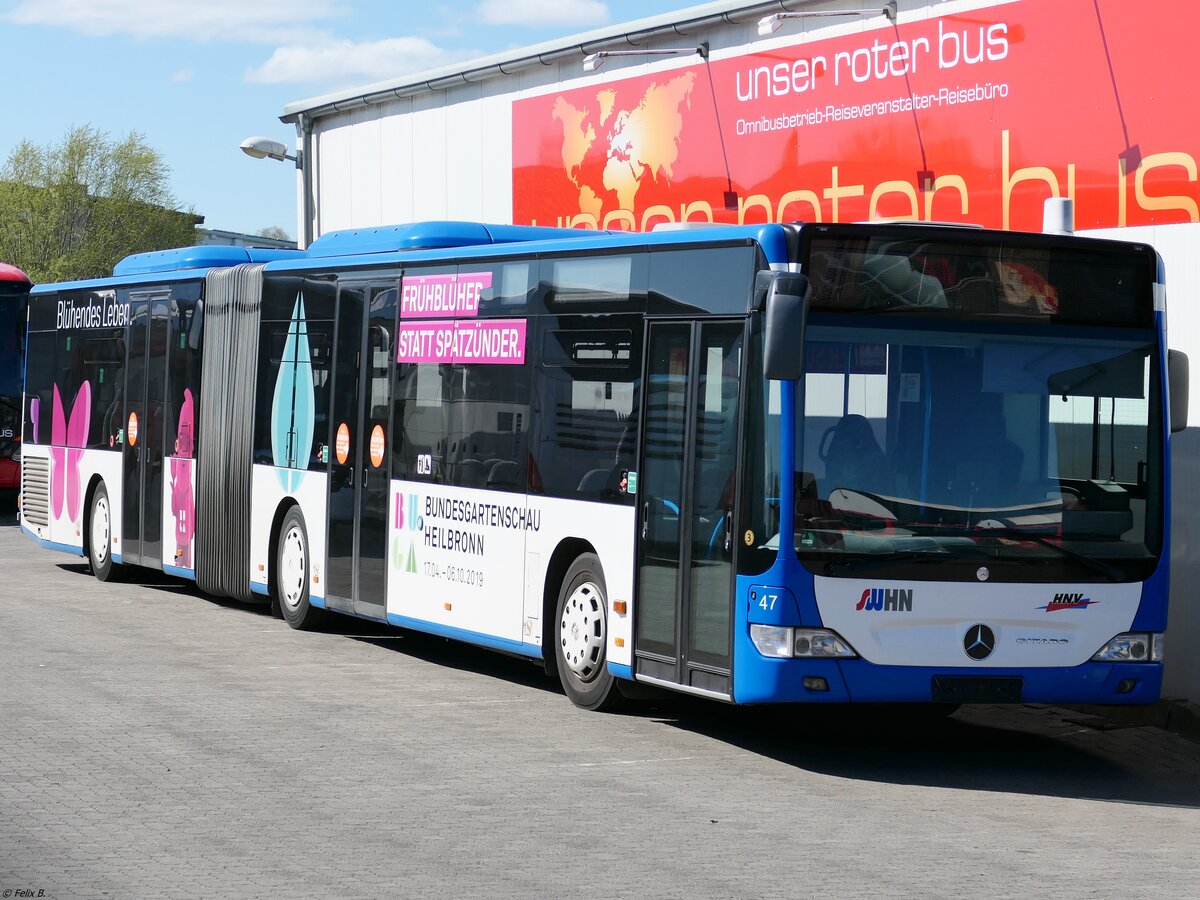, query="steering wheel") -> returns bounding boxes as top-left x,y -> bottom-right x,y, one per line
974,517 -> 1015,530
